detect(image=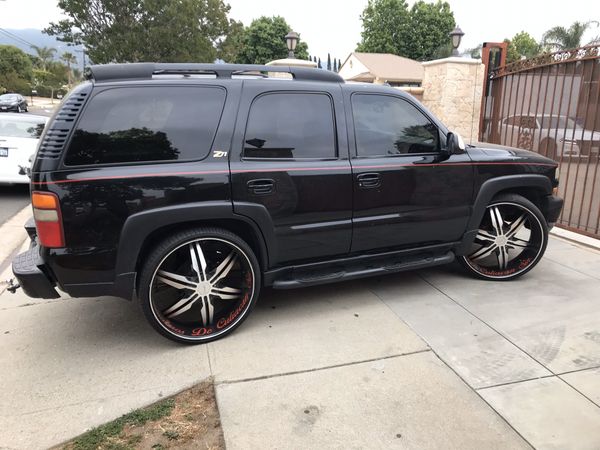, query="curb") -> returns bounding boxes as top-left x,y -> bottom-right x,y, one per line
550,227 -> 600,252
